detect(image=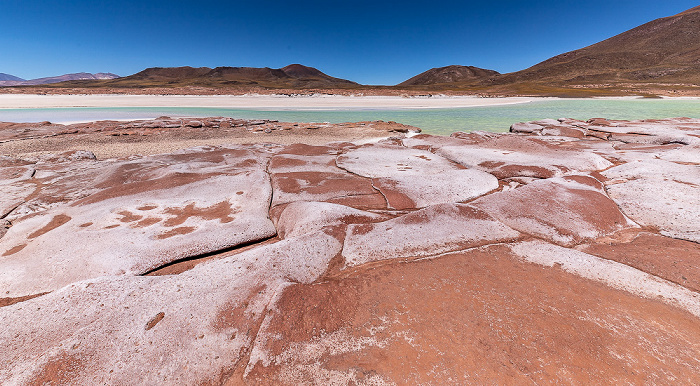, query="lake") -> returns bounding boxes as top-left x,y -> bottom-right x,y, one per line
1,98 -> 698,135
